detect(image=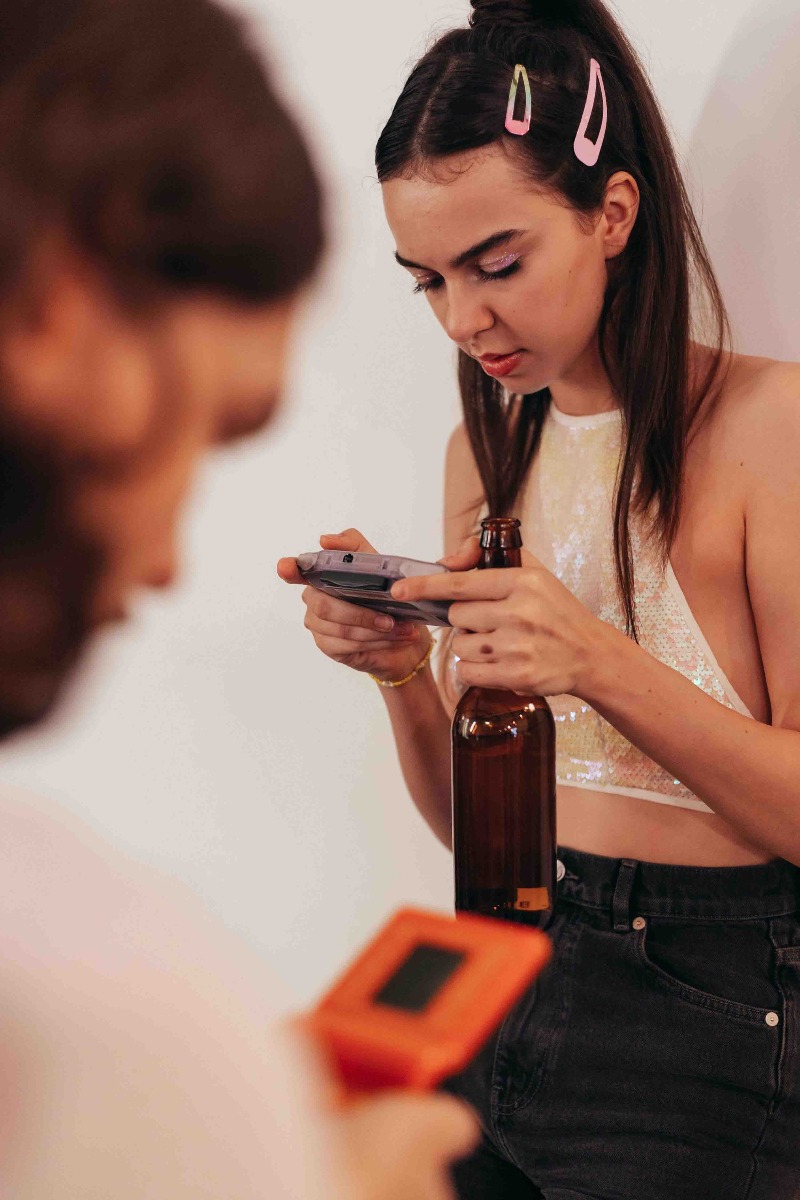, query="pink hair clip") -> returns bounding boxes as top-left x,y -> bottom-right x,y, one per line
573,57 -> 607,167
505,63 -> 532,136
